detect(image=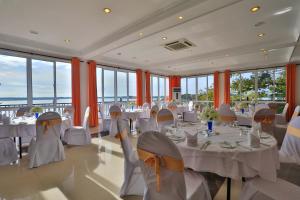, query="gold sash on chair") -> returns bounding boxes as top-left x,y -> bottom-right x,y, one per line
254,115 -> 275,124
219,115 -> 237,122
137,148 -> 184,192
287,125 -> 300,138
37,118 -> 62,134
157,114 -> 174,123
115,128 -> 128,141
110,111 -> 121,119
